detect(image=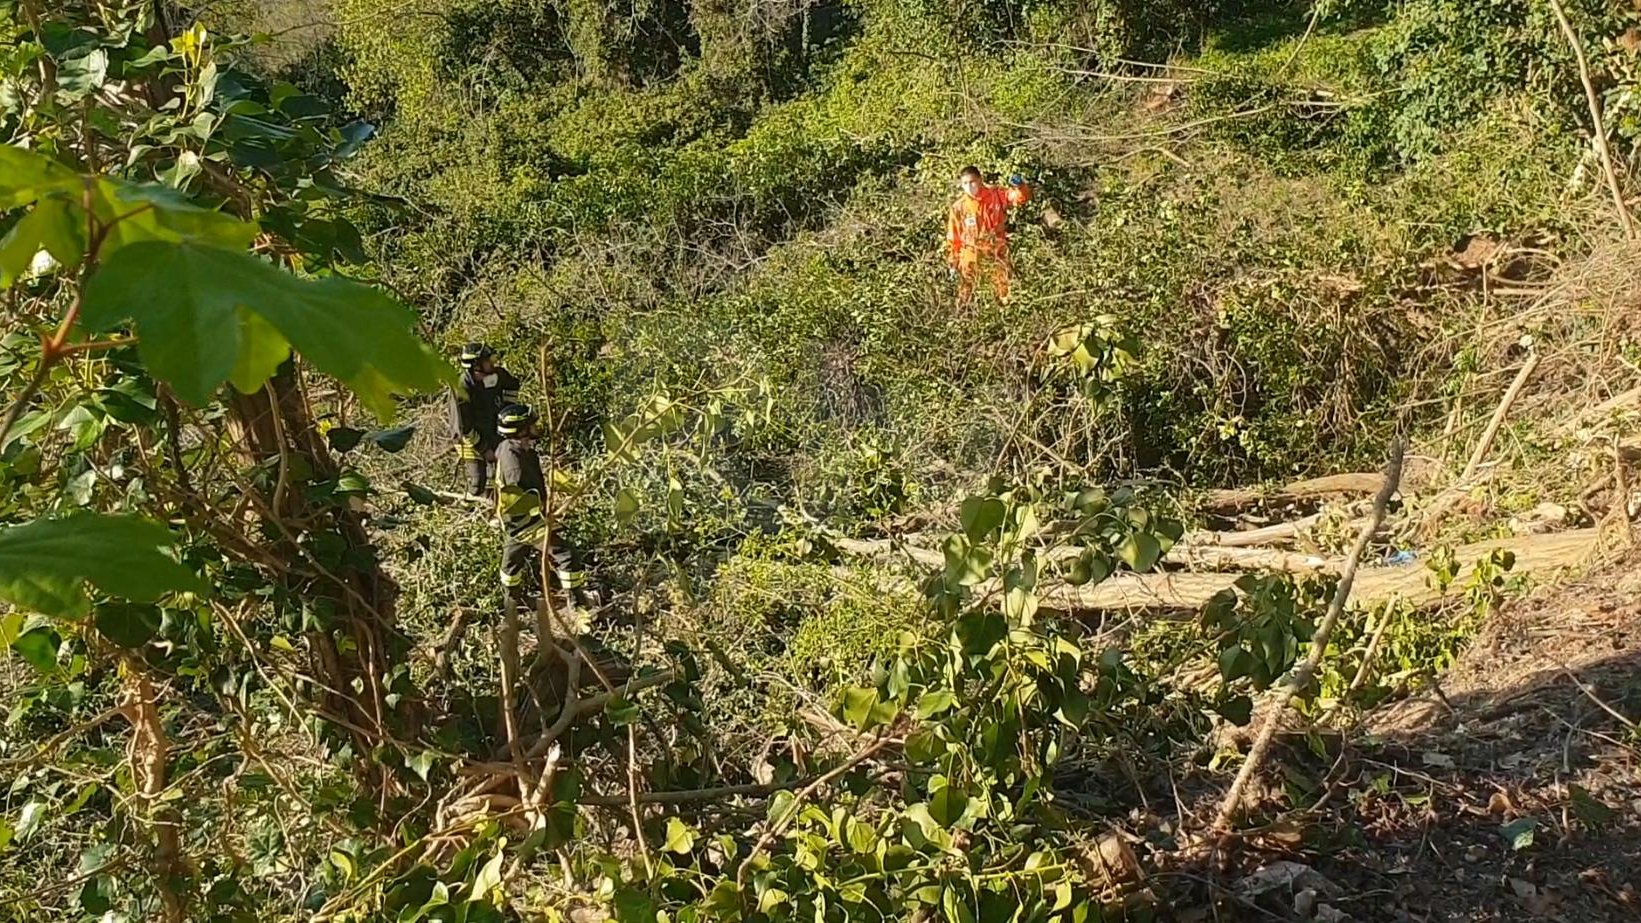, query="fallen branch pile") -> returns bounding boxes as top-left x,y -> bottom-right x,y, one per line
834,465 -> 1603,615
